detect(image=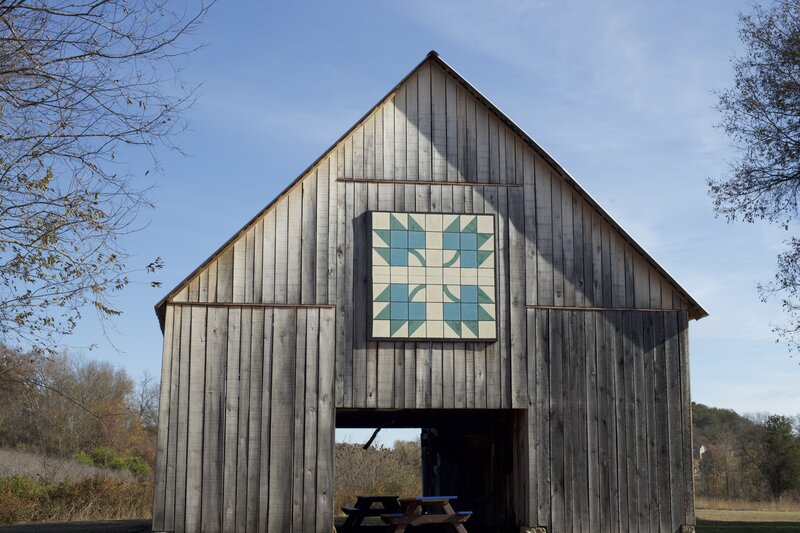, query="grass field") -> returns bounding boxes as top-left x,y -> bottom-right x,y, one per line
696,498 -> 800,532
697,519 -> 800,532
